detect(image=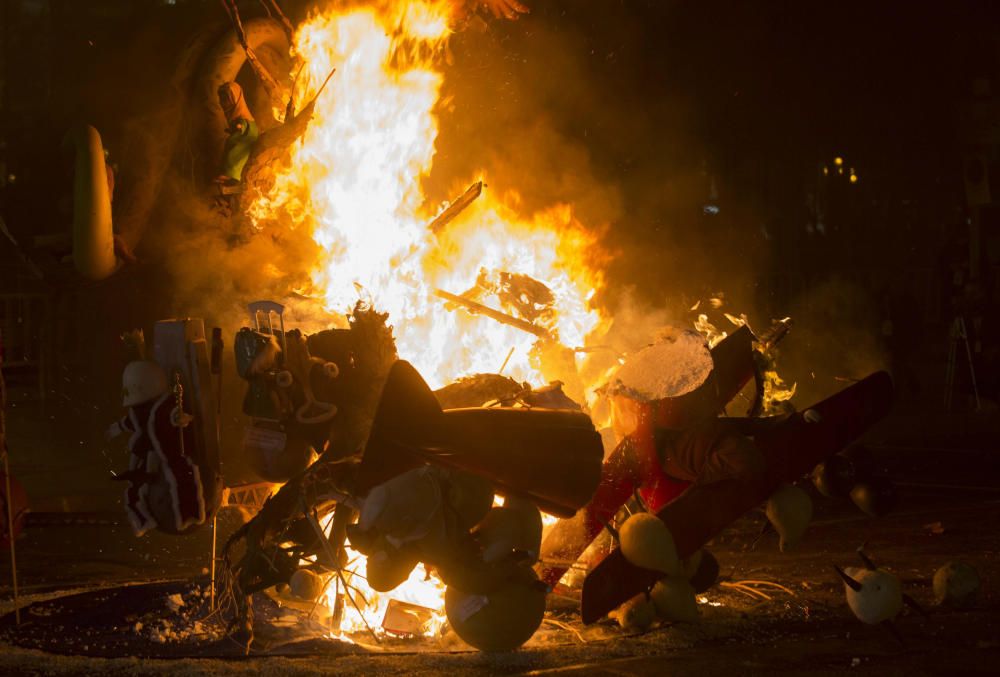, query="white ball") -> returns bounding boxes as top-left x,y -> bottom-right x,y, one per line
843,567 -> 902,624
